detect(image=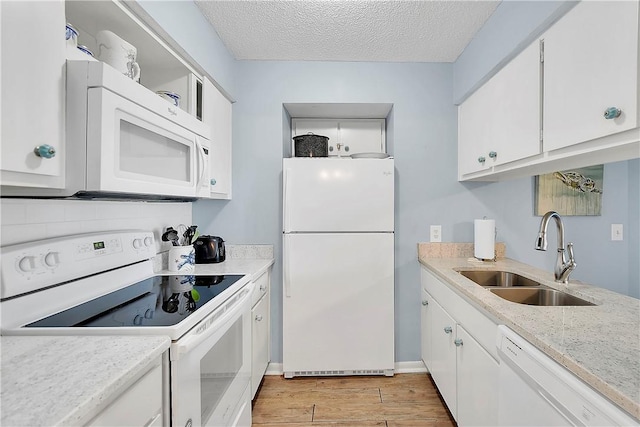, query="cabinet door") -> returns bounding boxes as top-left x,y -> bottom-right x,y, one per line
420,288 -> 433,370
1,1 -> 65,188
458,82 -> 493,176
338,120 -> 385,155
203,78 -> 232,199
429,297 -> 457,420
490,40 -> 541,166
458,40 -> 541,177
251,290 -> 270,399
543,1 -> 639,151
456,325 -> 499,427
